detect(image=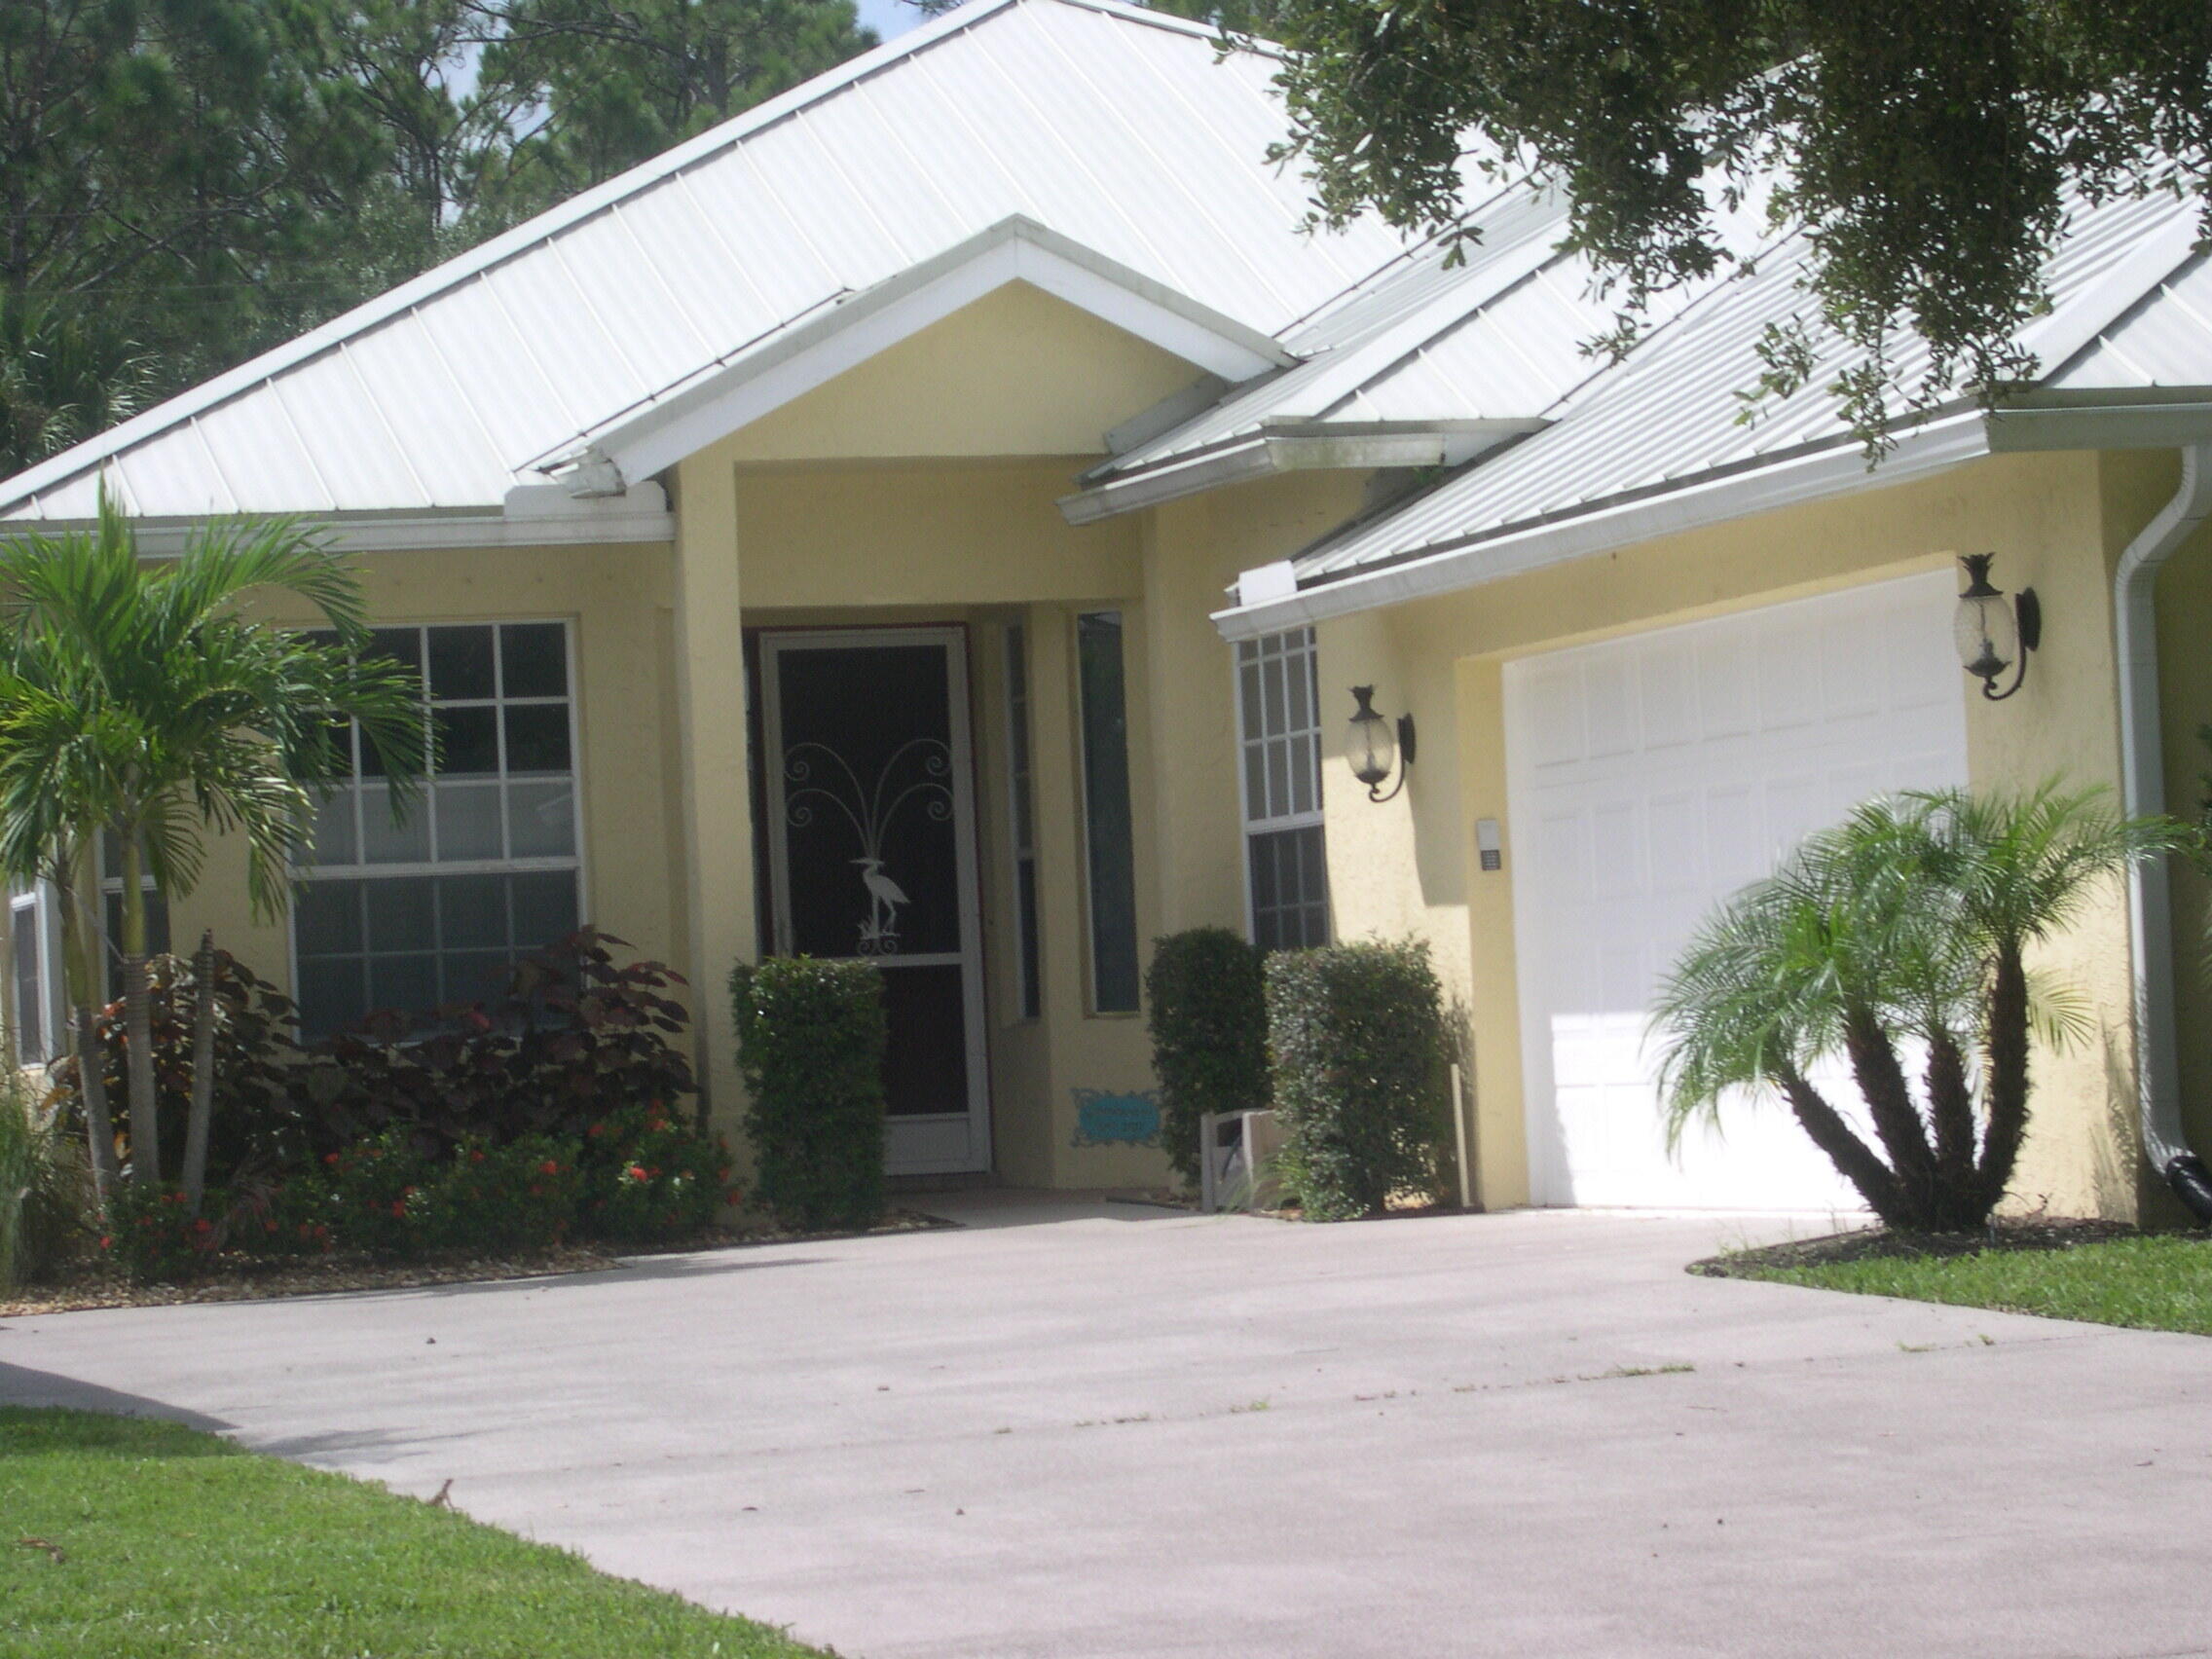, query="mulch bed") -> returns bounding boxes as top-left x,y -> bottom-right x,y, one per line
0,1209 -> 955,1318
1689,1216 -> 2157,1278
